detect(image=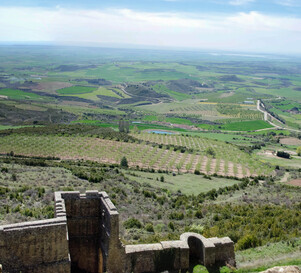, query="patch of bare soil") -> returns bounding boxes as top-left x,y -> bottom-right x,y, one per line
219,91 -> 234,98
33,82 -> 73,93
287,179 -> 301,187
280,137 -> 301,145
